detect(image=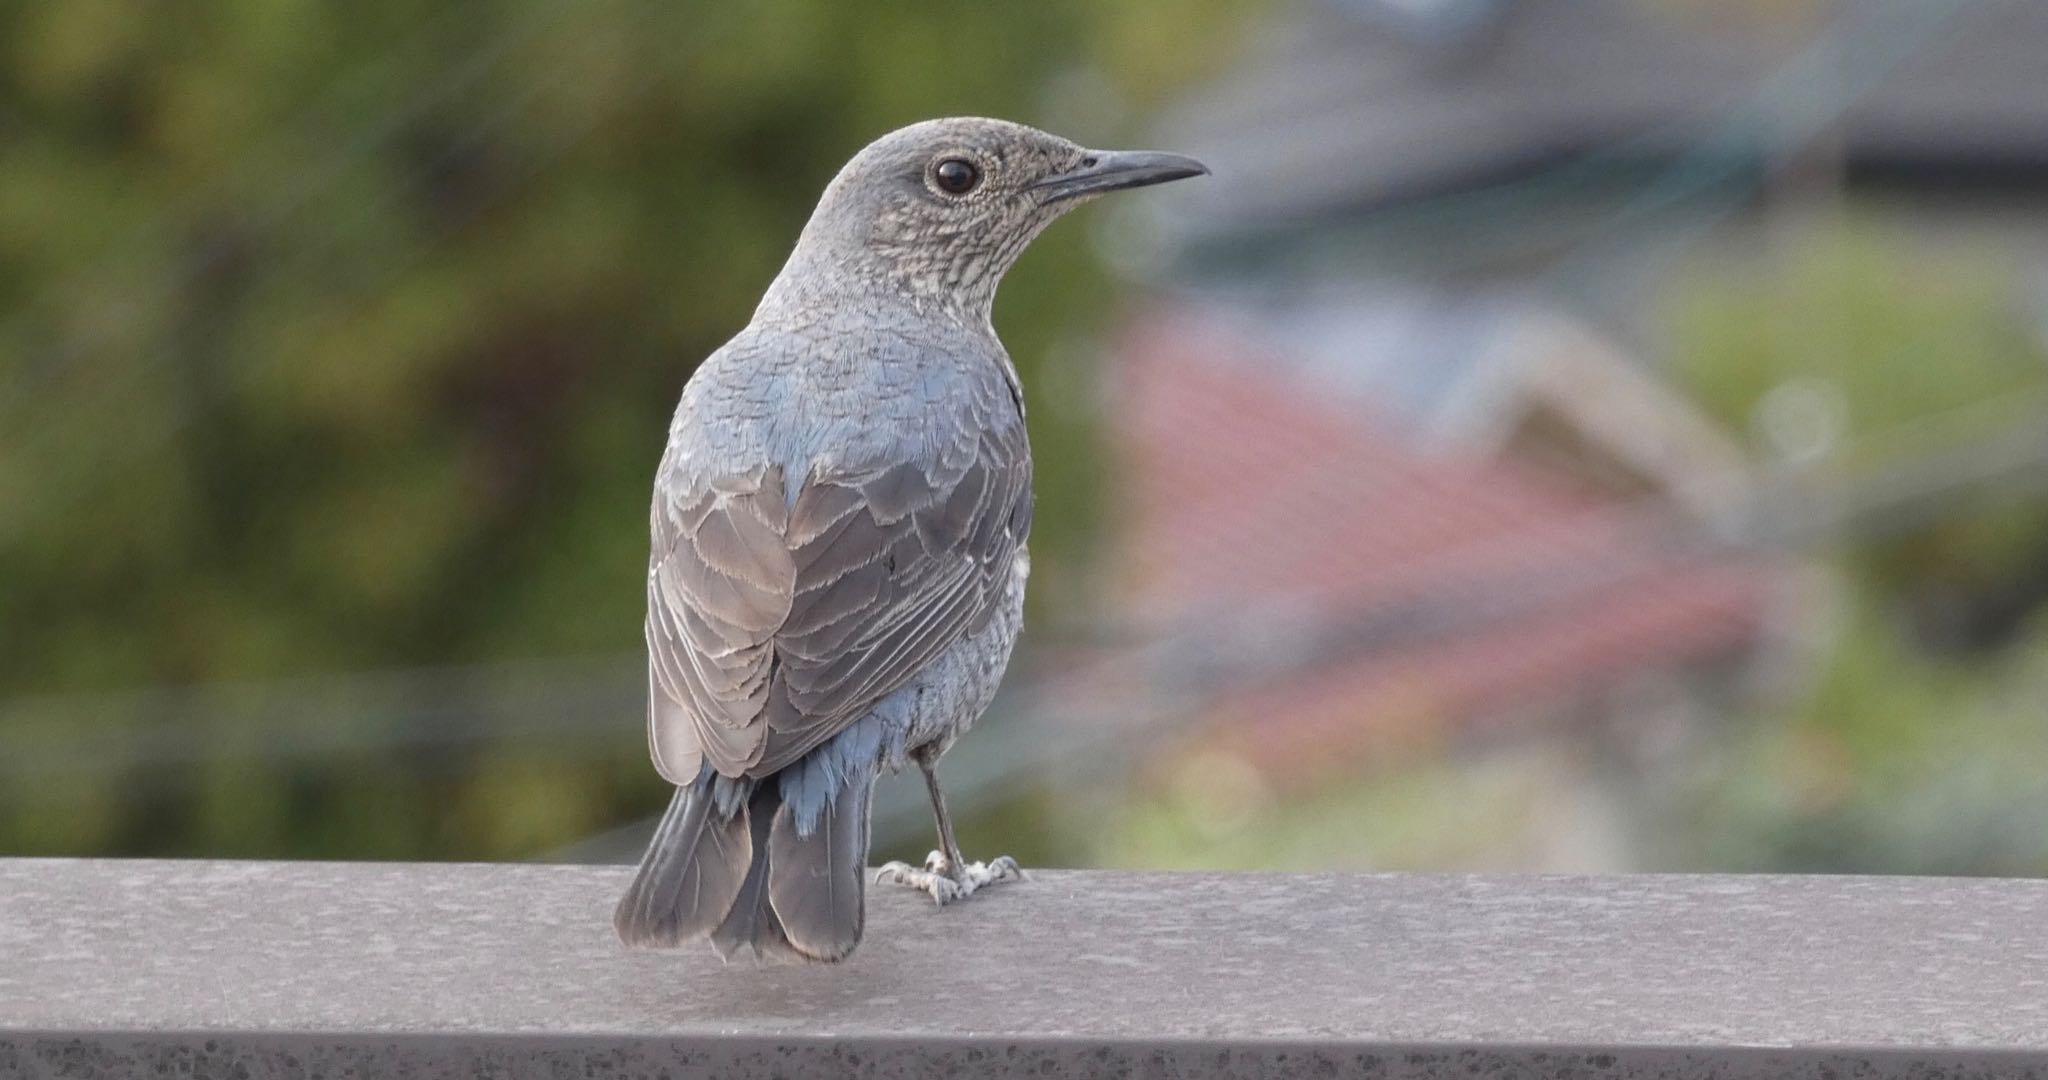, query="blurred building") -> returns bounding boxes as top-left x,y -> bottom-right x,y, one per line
1106,294 -> 1791,795
1145,0 -> 2048,293
1070,0 -> 2048,850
